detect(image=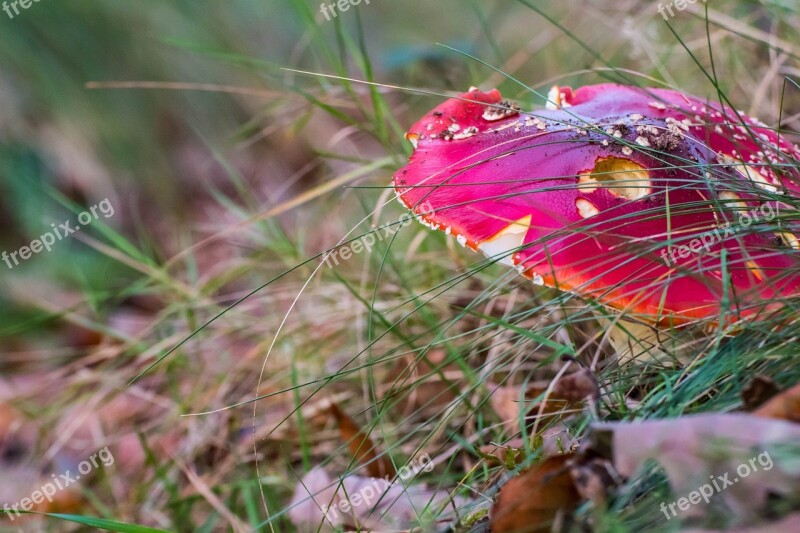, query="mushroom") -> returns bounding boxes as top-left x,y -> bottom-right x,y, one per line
393,84 -> 800,362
